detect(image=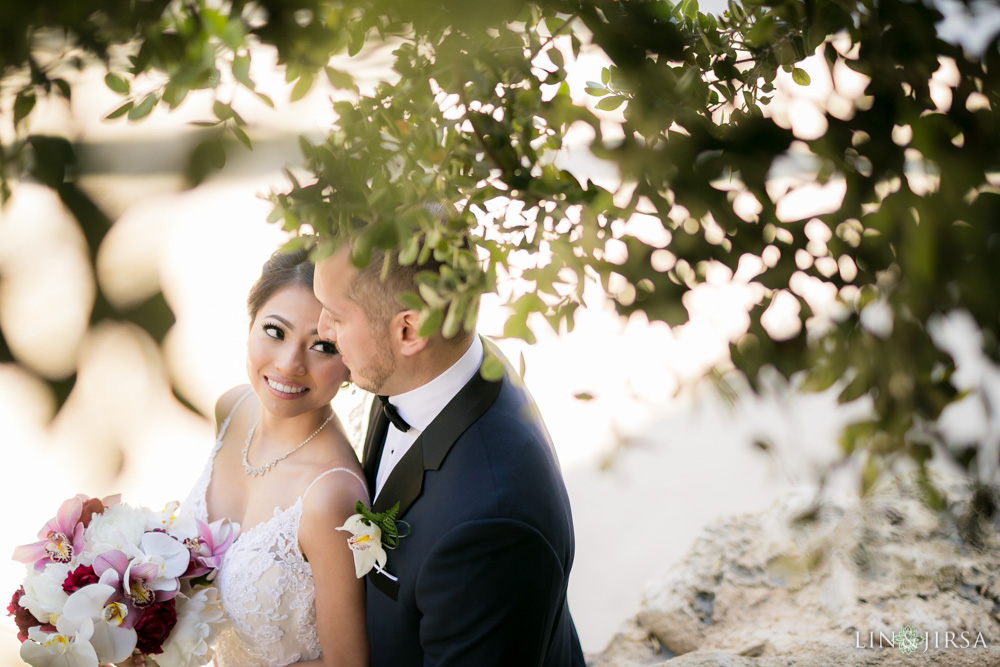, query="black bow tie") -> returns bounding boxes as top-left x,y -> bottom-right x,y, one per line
377,395 -> 411,433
